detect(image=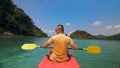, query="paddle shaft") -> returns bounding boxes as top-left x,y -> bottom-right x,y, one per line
68,48 -> 83,50
42,46 -> 83,50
